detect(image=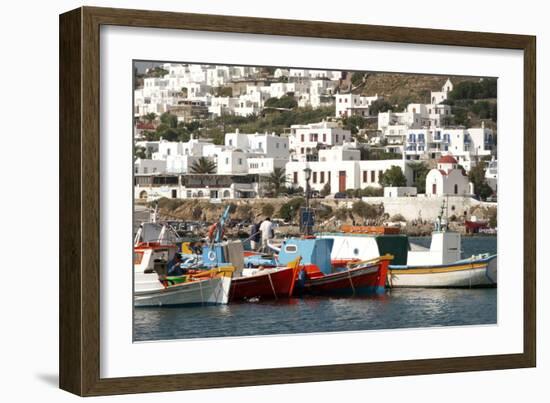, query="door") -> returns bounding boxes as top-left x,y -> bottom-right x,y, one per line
171,189 -> 177,198
339,171 -> 346,193
432,183 -> 437,195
